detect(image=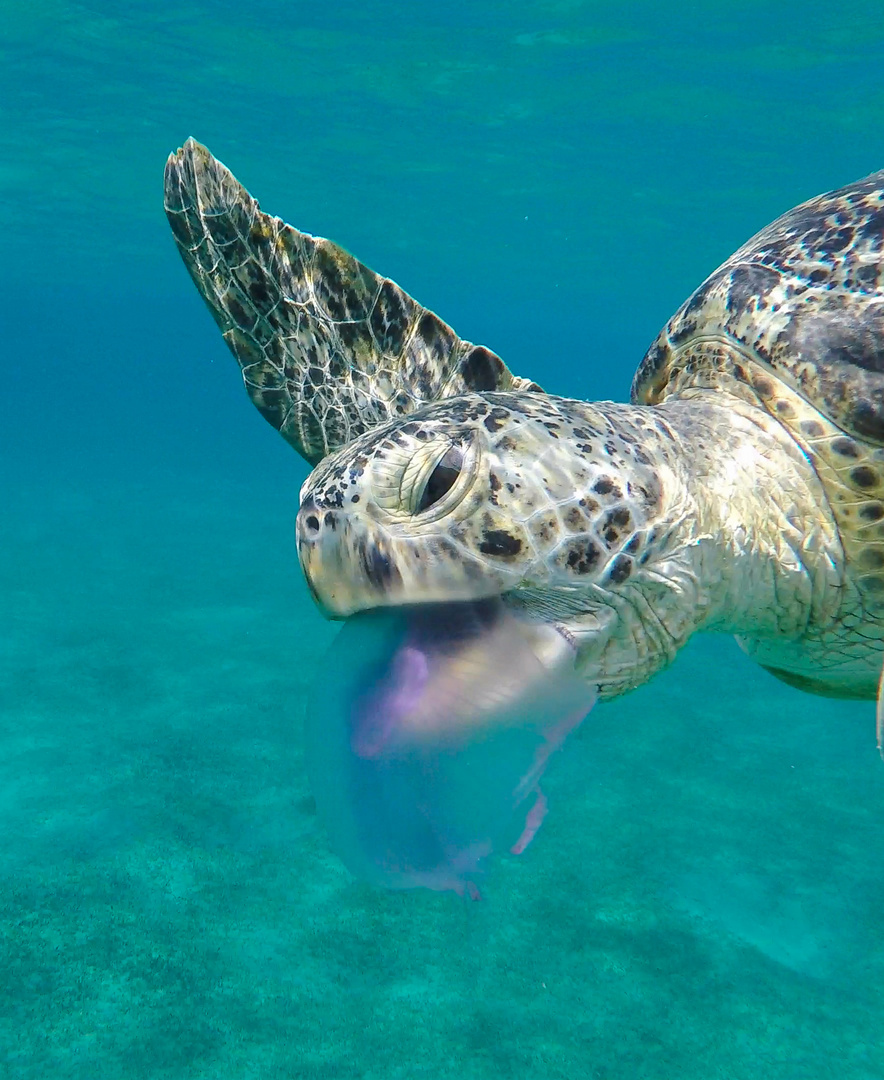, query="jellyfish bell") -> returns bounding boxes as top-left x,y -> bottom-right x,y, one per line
303,599 -> 597,897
